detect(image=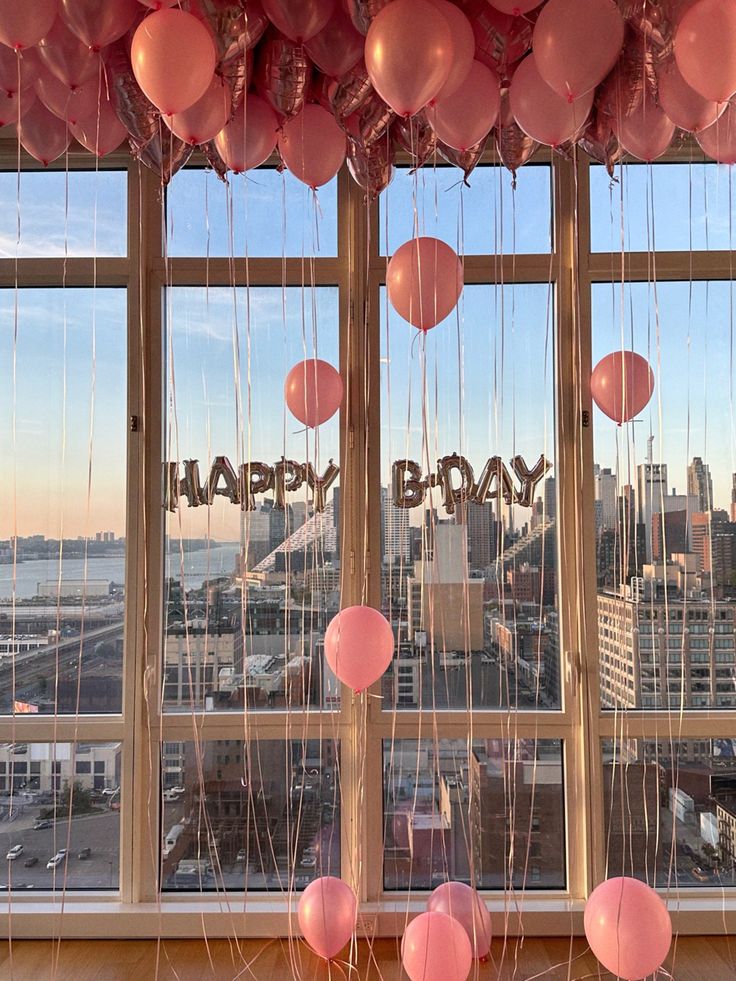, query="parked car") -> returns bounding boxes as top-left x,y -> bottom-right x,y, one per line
23,857 -> 38,868
692,866 -> 711,881
77,847 -> 91,860
300,856 -> 317,869
235,849 -> 247,863
46,854 -> 65,870
6,844 -> 23,861
102,787 -> 119,797
33,820 -> 52,830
